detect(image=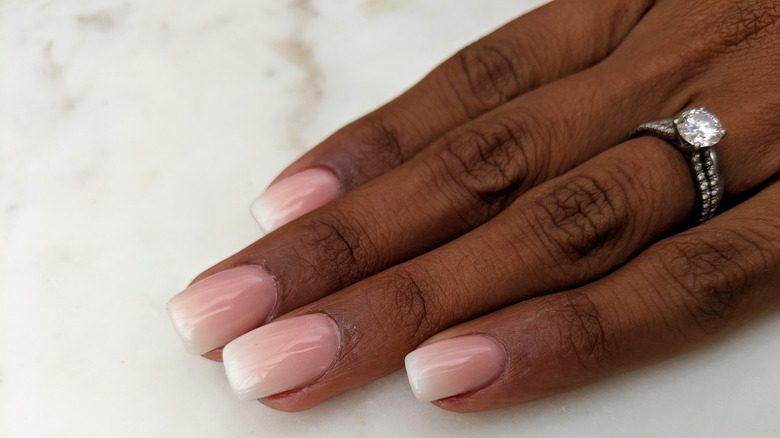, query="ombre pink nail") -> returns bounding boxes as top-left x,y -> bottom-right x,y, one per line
250,168 -> 340,233
404,335 -> 505,402
166,266 -> 277,355
222,313 -> 340,400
